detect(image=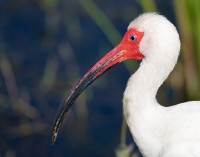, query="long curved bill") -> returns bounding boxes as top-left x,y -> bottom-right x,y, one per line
51,29 -> 144,143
